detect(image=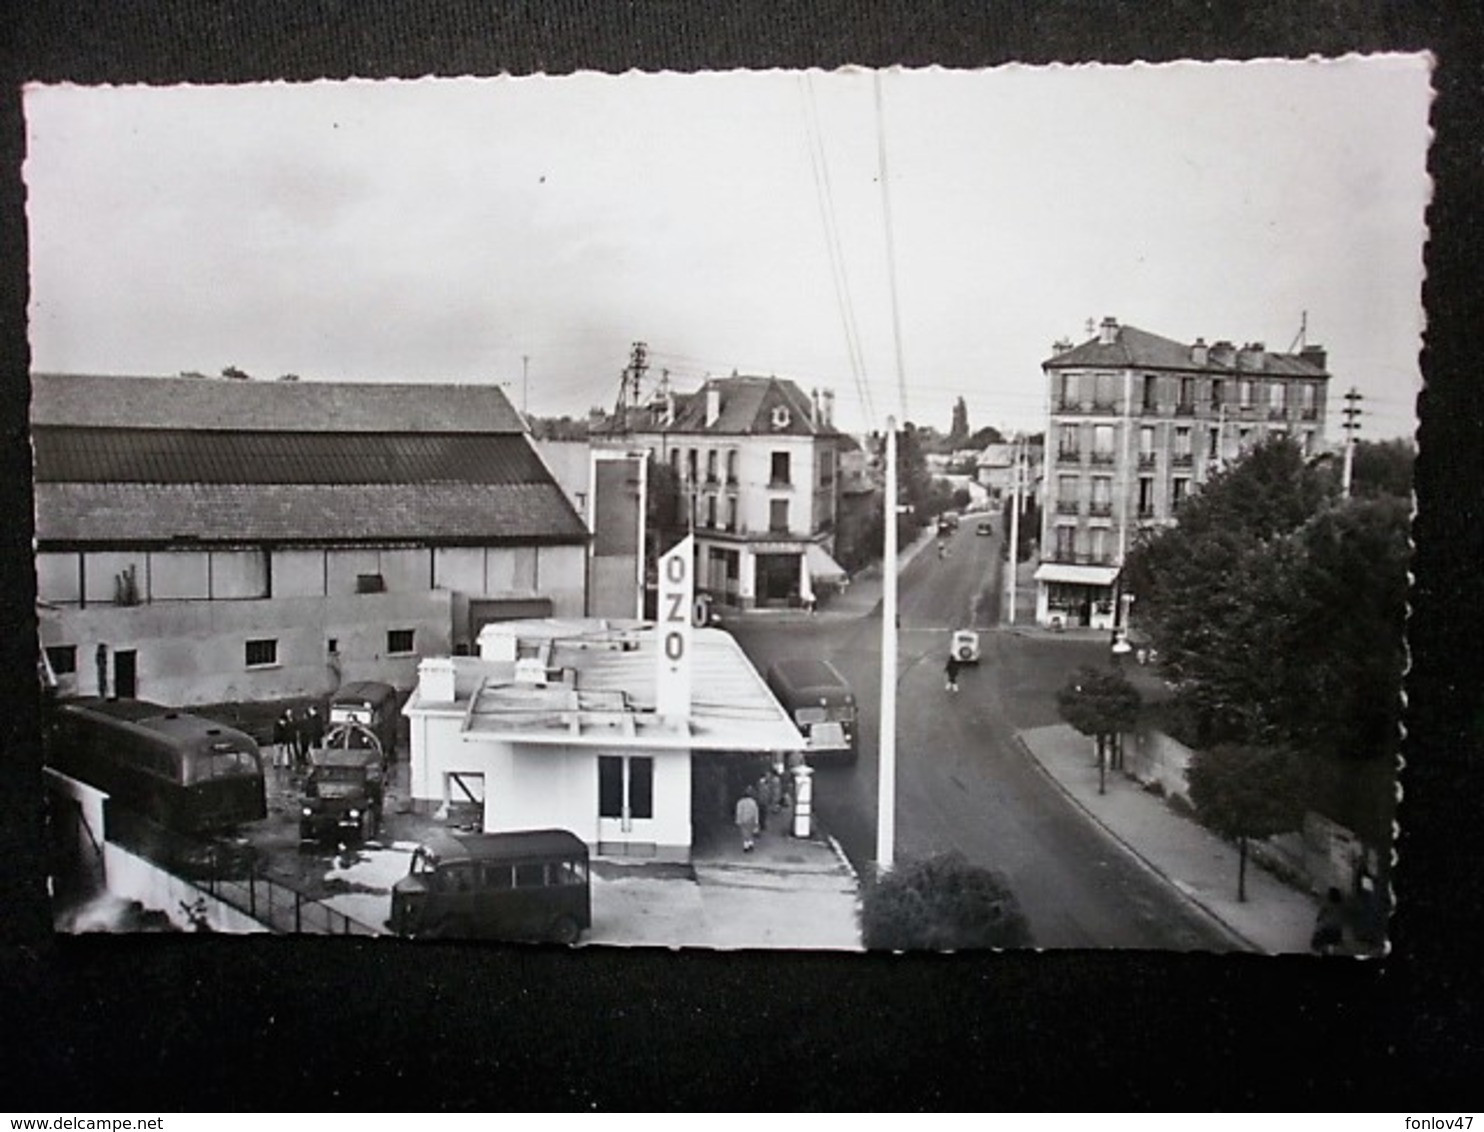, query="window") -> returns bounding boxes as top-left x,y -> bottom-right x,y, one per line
1090,527 -> 1109,563
770,452 -> 791,485
1092,424 -> 1115,464
387,629 -> 415,655
1178,377 -> 1195,410
45,645 -> 77,676
1058,423 -> 1079,458
706,495 -> 717,528
1142,375 -> 1159,411
1058,372 -> 1077,408
1174,426 -> 1193,462
669,448 -> 681,473
1269,382 -> 1287,416
1094,372 -> 1118,410
1302,429 -> 1316,456
706,450 -> 718,482
1090,476 -> 1113,516
1208,427 -> 1221,460
1057,474 -> 1079,511
1239,380 -> 1254,408
1138,425 -> 1156,466
769,499 -> 789,533
1239,426 -> 1253,448
1055,525 -> 1076,560
1172,477 -> 1191,508
245,638 -> 278,668
686,449 -> 698,482
598,755 -> 654,821
1300,383 -> 1318,418
514,863 -> 546,888
819,449 -> 834,487
1138,476 -> 1156,517
1210,379 -> 1224,407
726,449 -> 739,484
726,497 -> 738,532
